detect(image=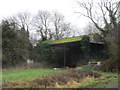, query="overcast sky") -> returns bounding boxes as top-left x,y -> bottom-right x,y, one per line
0,0 -> 119,35
0,0 -> 91,34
